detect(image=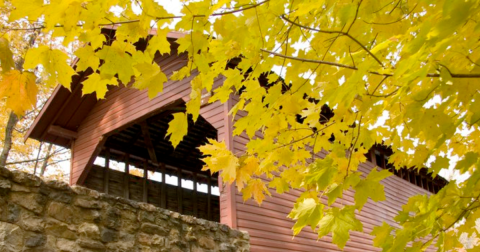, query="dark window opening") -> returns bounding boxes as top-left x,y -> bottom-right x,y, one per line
83,103 -> 220,222
367,145 -> 447,194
